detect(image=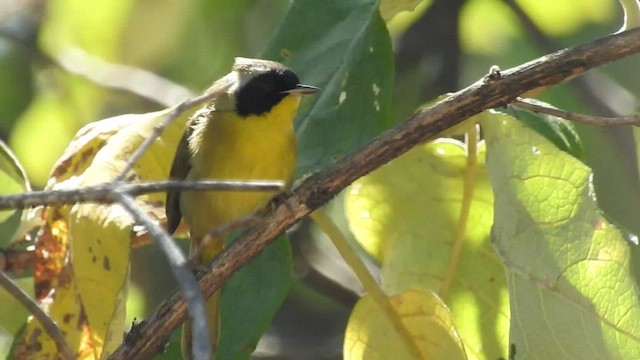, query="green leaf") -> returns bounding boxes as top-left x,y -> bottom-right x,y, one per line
0,46 -> 33,134
0,278 -> 31,360
218,235 -> 292,360
345,134 -> 509,359
484,115 -> 640,359
262,0 -> 394,177
497,103 -> 584,160
154,335 -> 183,360
0,140 -> 30,227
